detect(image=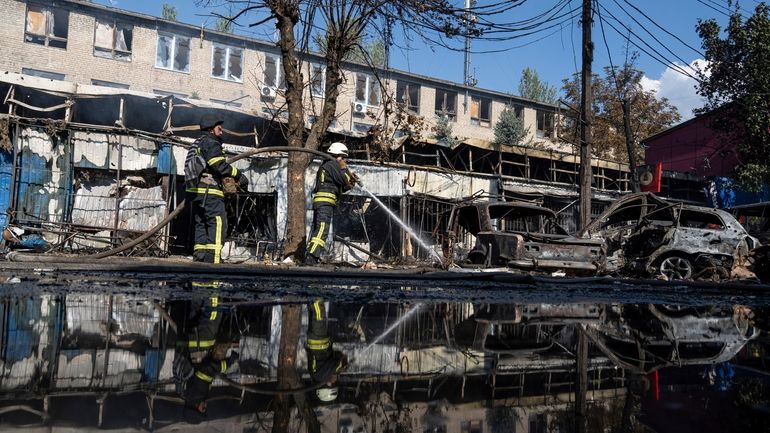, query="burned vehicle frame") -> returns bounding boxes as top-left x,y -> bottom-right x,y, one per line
580,193 -> 758,281
446,201 -> 605,273
585,304 -> 757,374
